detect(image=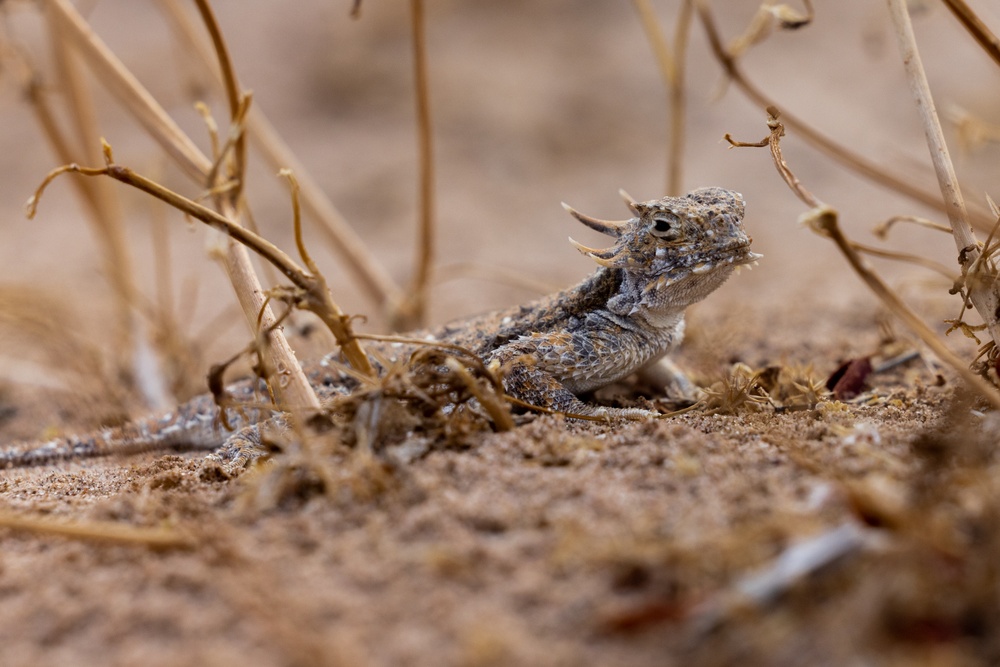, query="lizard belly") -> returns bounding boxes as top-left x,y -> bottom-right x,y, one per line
504,312 -> 681,396
557,329 -> 675,394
